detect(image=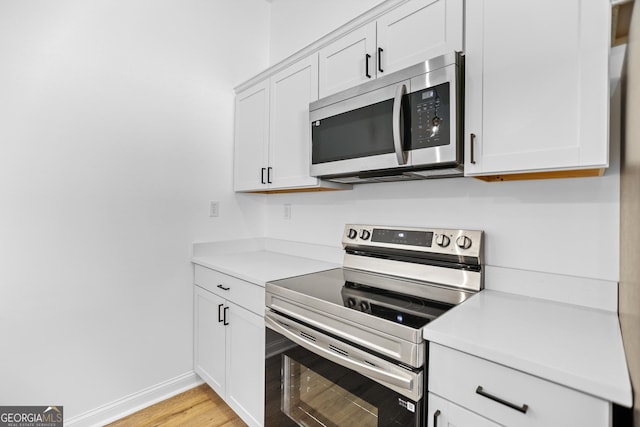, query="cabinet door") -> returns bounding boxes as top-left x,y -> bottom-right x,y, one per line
464,0 -> 610,176
226,302 -> 265,427
194,285 -> 226,397
377,0 -> 463,76
269,55 -> 320,190
234,80 -> 270,191
428,393 -> 501,427
319,22 -> 376,98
